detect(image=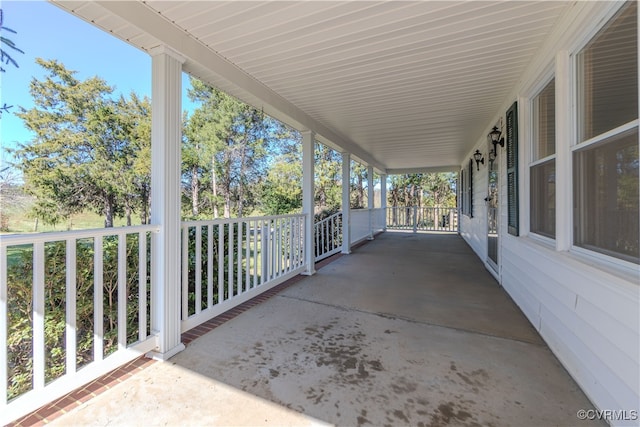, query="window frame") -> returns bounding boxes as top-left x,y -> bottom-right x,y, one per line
570,0 -> 639,268
529,77 -> 557,241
